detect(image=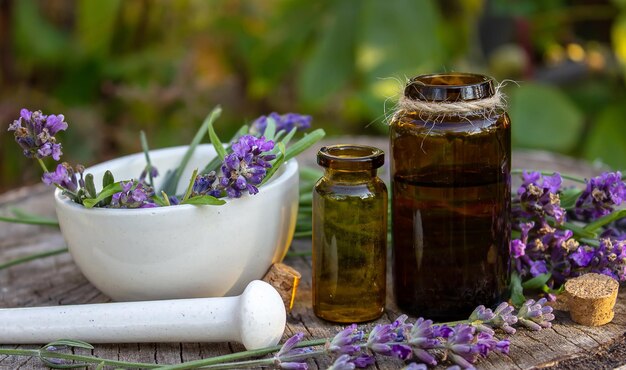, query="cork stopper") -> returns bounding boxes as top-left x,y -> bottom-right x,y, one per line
262,263 -> 301,312
564,273 -> 619,326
